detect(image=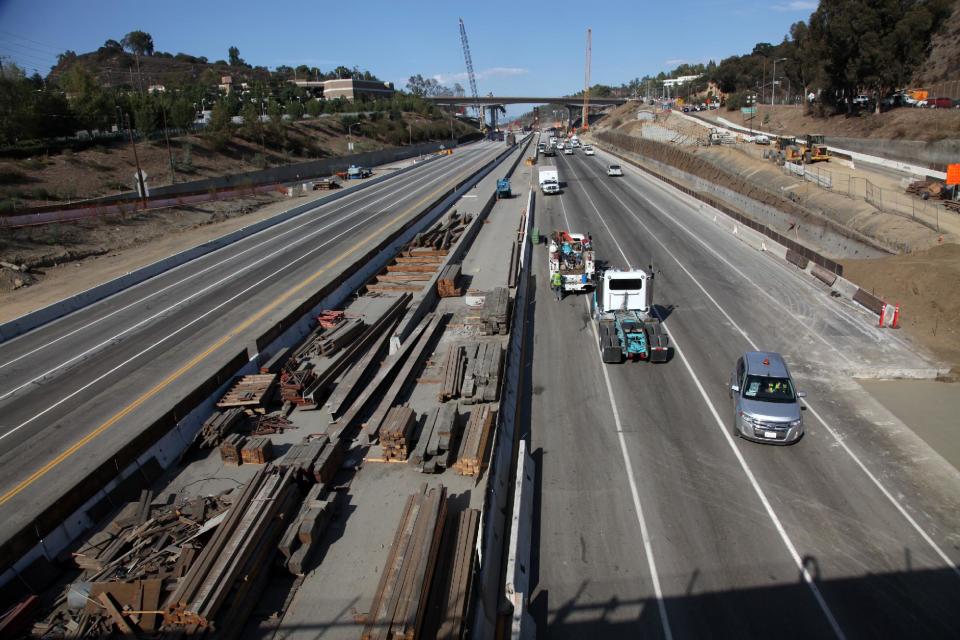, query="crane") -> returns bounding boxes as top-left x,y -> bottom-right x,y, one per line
581,28 -> 592,132
458,18 -> 485,132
